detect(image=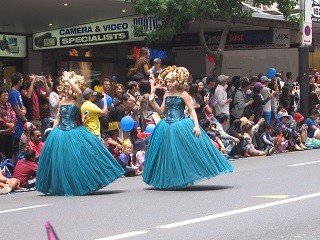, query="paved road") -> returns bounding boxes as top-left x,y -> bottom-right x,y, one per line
1,149 -> 320,240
